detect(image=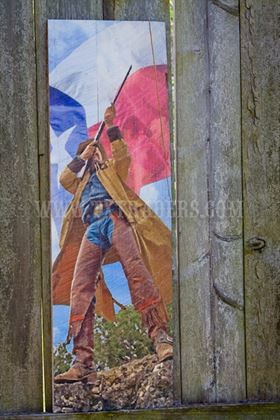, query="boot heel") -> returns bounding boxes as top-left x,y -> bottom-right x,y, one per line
85,372 -> 97,384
